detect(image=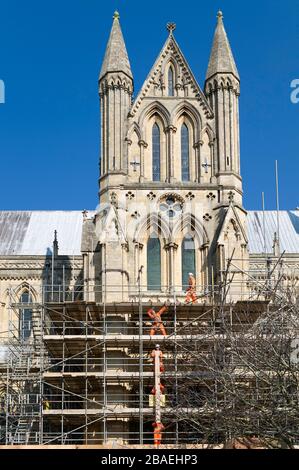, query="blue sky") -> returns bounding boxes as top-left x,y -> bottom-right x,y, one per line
0,0 -> 298,210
